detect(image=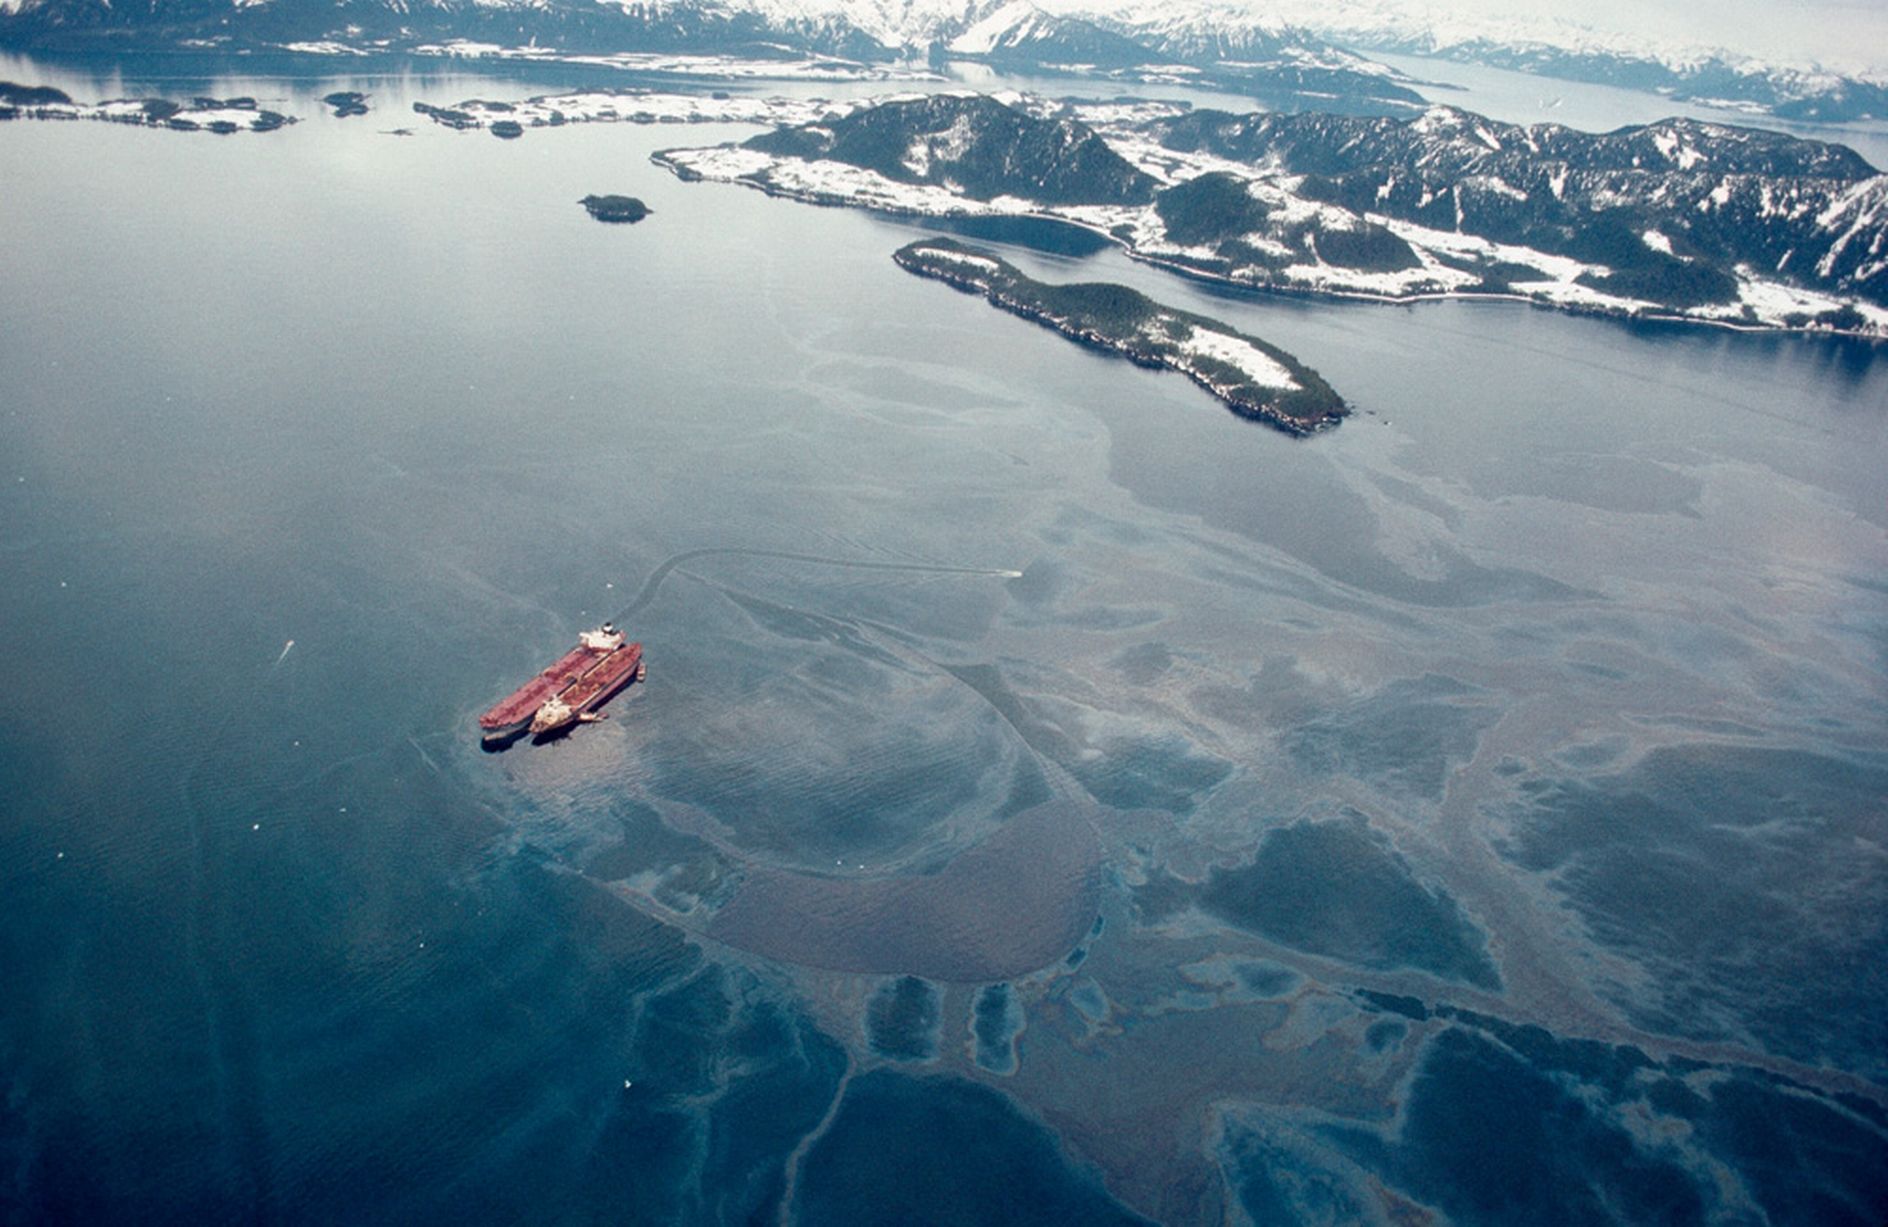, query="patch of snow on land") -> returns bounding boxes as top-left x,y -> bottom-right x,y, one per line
11,97 -> 294,133
1642,229 -> 1674,254
1509,278 -> 1656,313
564,53 -> 932,80
416,40 -> 508,57
728,0 -> 973,54
1812,176 -> 1888,280
902,136 -> 932,177
932,113 -> 979,161
1697,274 -> 1888,329
948,1 -> 1047,57
665,144 -> 1029,217
1279,259 -> 1474,297
164,105 -> 283,129
1067,100 -> 1191,130
1177,326 -> 1298,389
1380,216 -> 1599,283
920,248 -> 1007,276
404,40 -> 938,81
1472,175 -> 1528,201
1651,127 -> 1704,170
674,146 -> 781,180
986,193 -> 1044,213
417,90 -> 839,132
1056,201 -> 1158,238
278,41 -> 367,55
901,113 -> 982,177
